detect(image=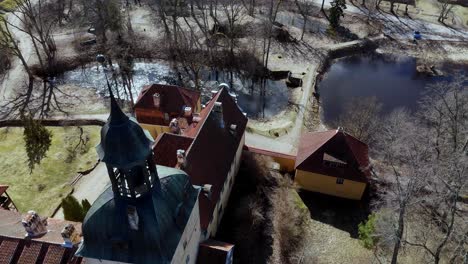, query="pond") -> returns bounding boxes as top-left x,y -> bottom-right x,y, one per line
57,61 -> 289,119
317,53 -> 467,125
